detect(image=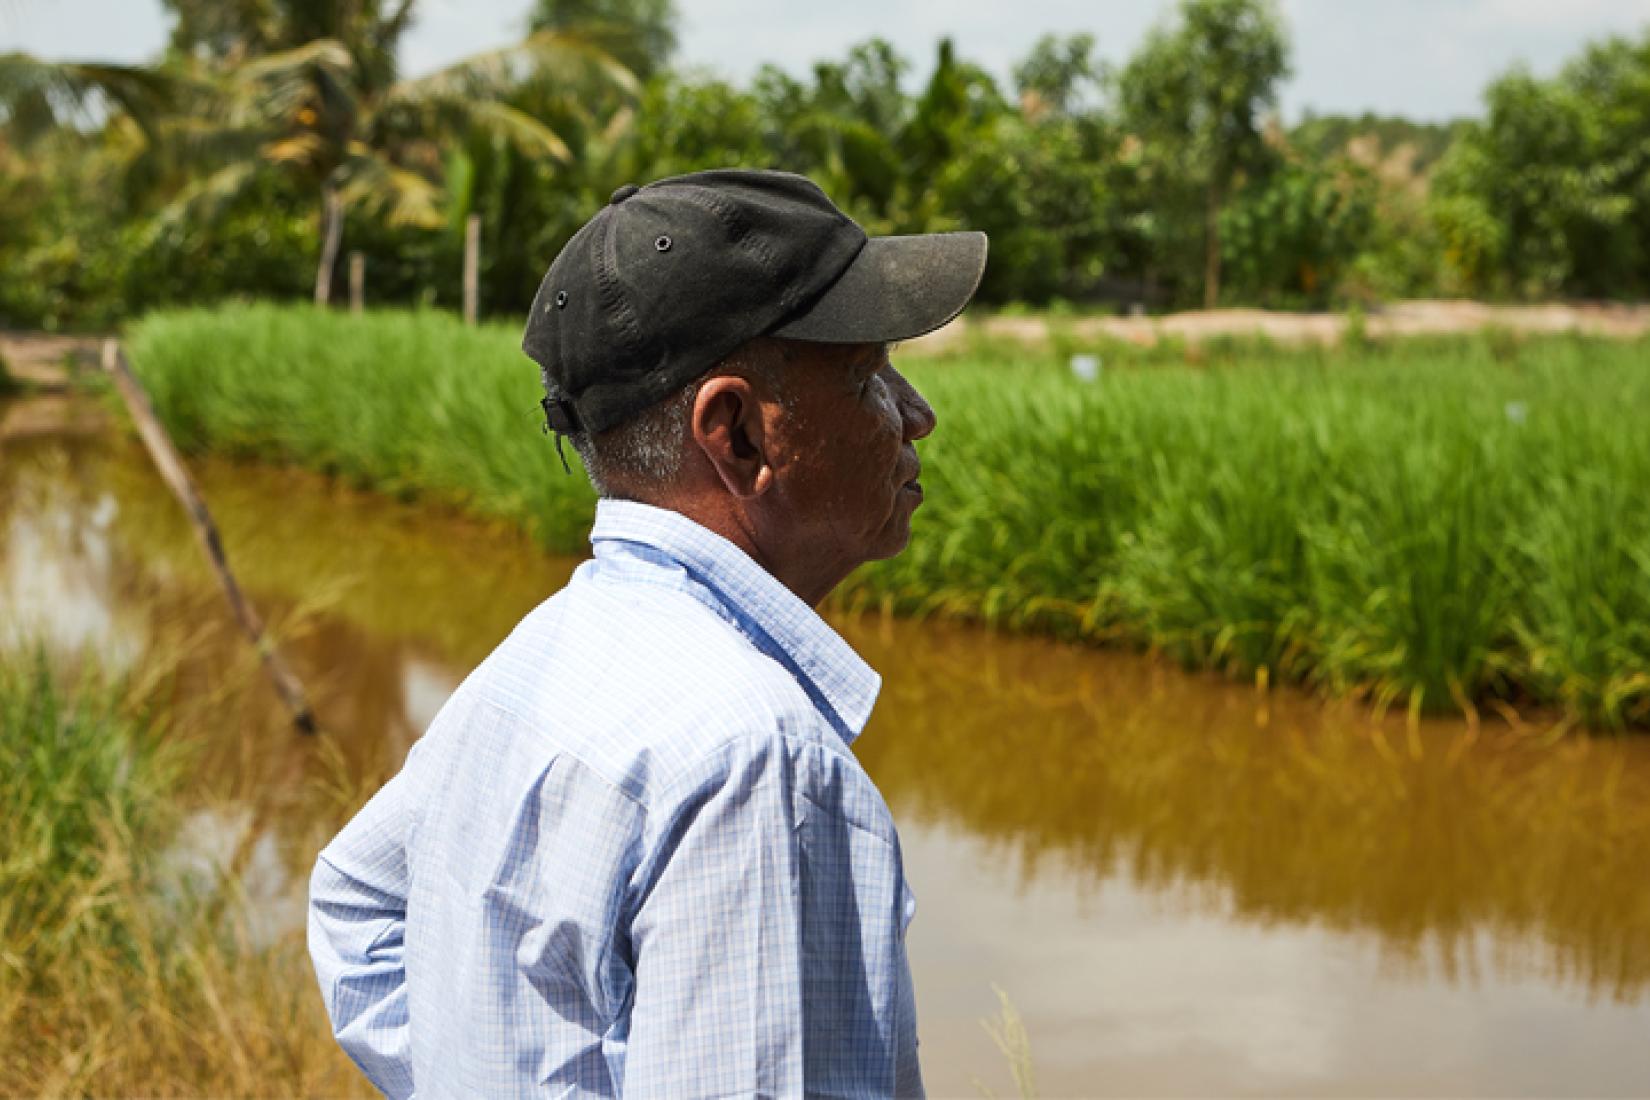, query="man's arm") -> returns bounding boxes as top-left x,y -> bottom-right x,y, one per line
308,770 -> 417,1100
622,730 -> 922,1097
